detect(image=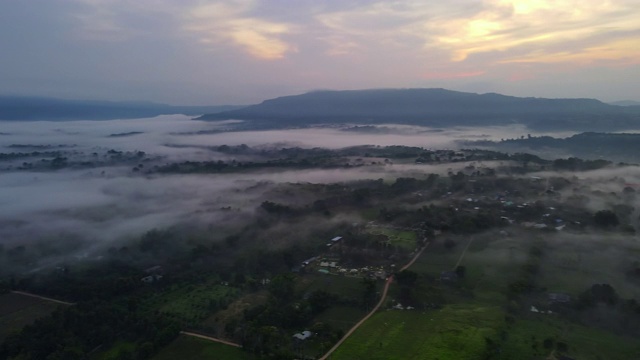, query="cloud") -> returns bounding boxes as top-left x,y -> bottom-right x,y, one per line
71,0 -> 131,41
69,0 -> 296,60
184,1 -> 296,60
429,0 -> 640,65
315,1 -> 433,56
498,38 -> 640,66
70,0 -> 180,41
314,0 -> 640,68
